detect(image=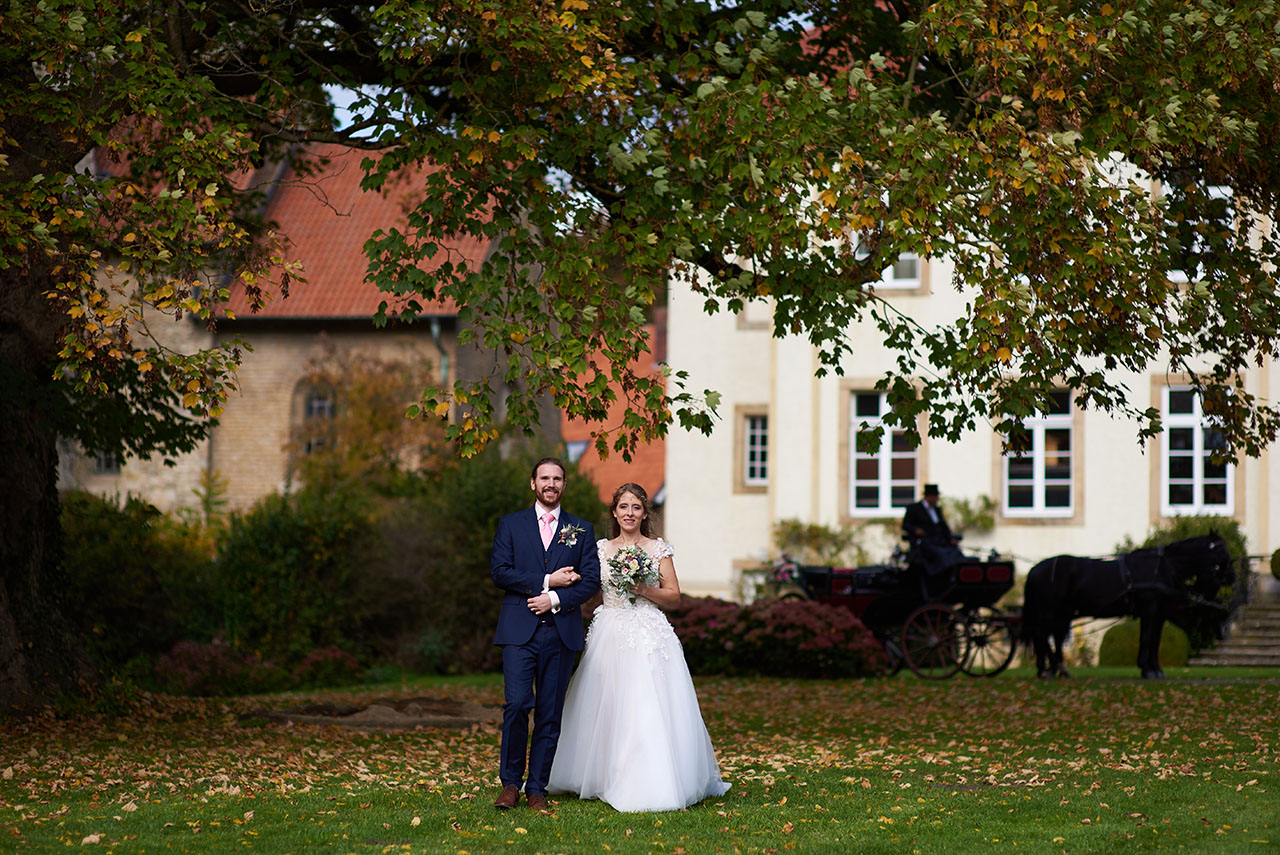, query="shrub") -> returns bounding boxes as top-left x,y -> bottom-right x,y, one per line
1097,620 -> 1190,668
292,646 -> 363,688
348,448 -> 608,675
666,596 -> 742,675
154,640 -> 290,696
59,490 -> 217,669
668,595 -> 888,678
214,485 -> 376,663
